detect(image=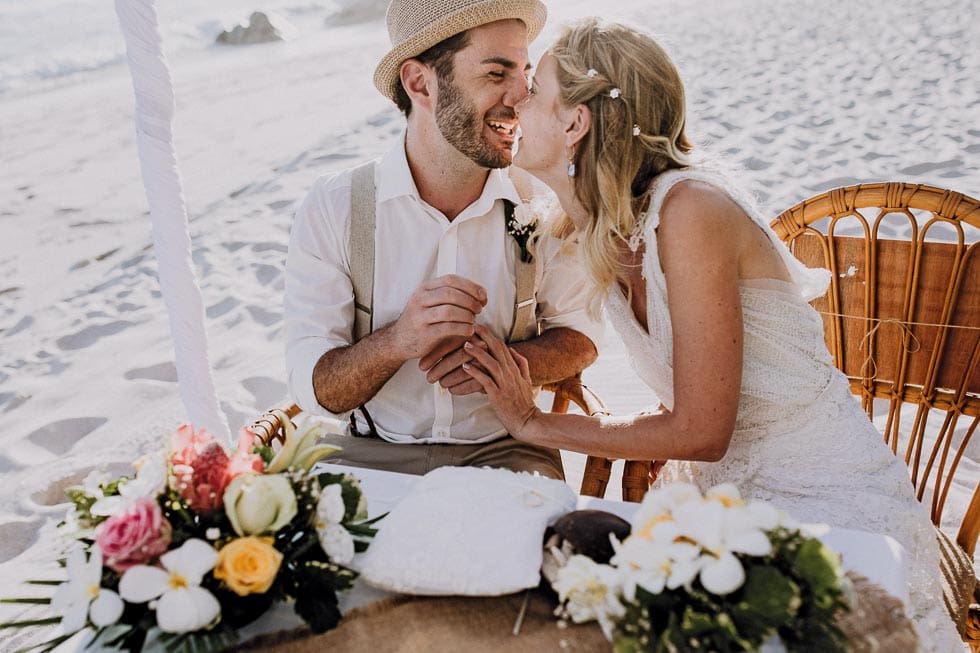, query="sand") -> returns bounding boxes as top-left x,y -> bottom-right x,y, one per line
1,0 -> 978,647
